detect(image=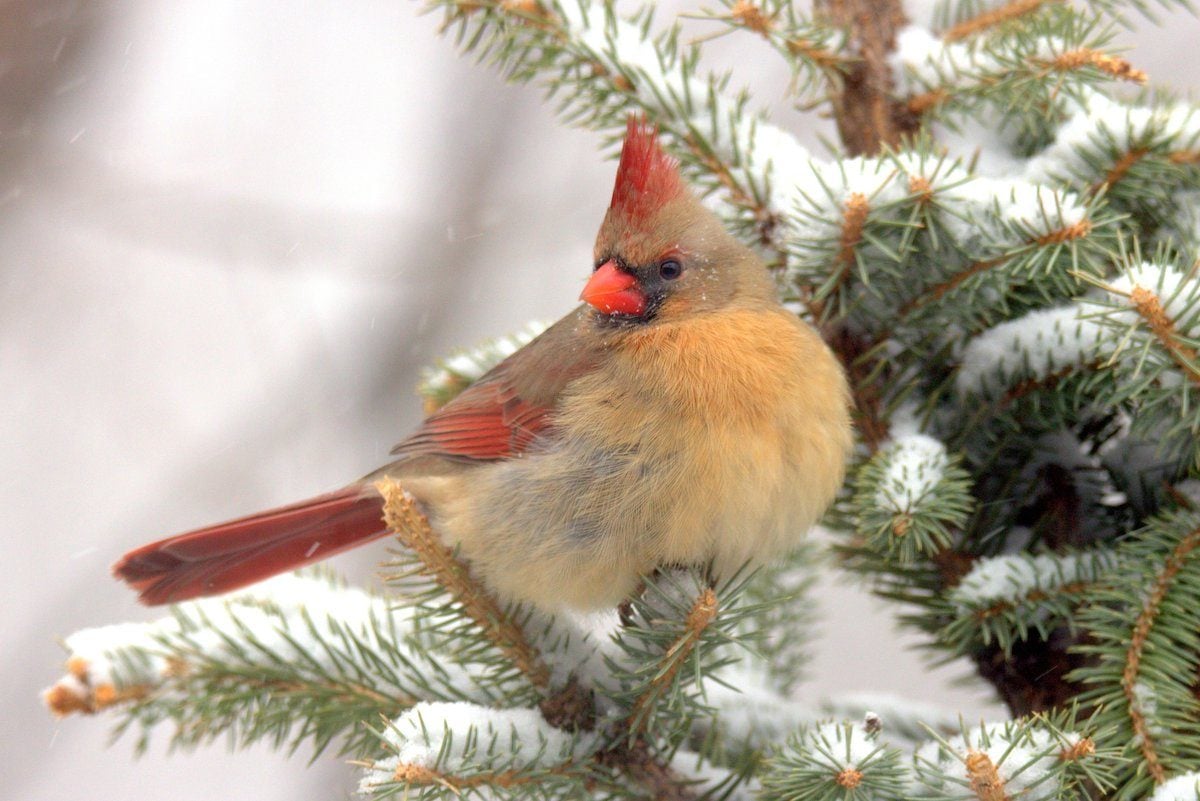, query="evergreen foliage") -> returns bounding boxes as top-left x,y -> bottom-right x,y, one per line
43,0 -> 1200,798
